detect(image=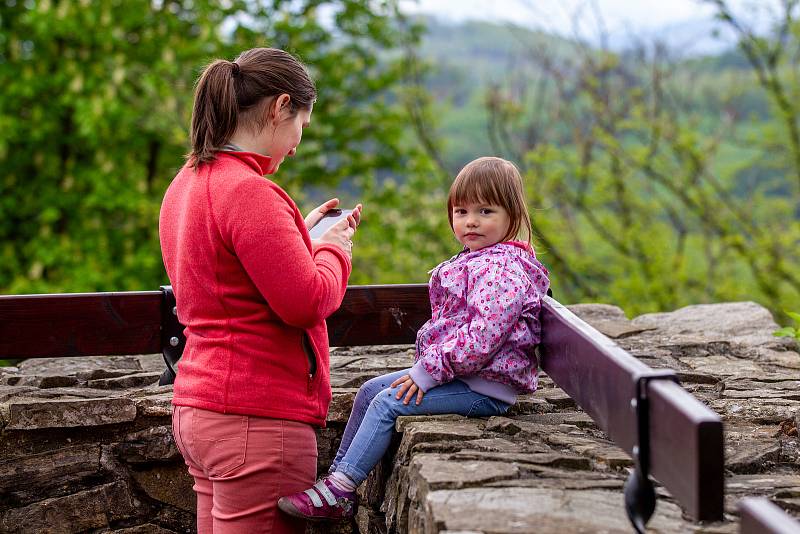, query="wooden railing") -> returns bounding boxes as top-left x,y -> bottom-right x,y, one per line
540,299 -> 723,522
0,285 -> 432,359
0,284 -> 730,530
739,498 -> 800,533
